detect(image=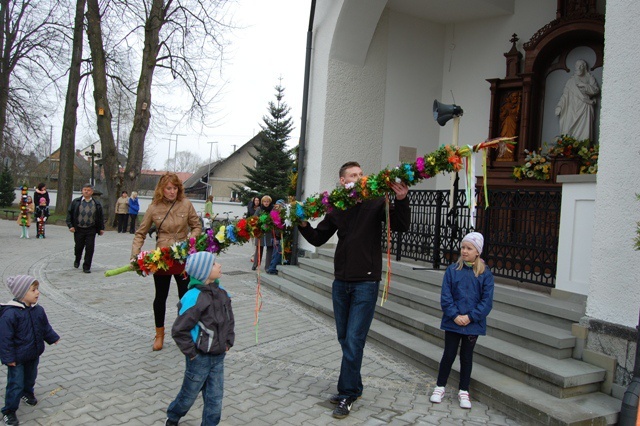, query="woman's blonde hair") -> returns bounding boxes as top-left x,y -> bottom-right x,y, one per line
152,173 -> 185,204
456,256 -> 485,277
131,191 -> 138,197
261,195 -> 272,204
